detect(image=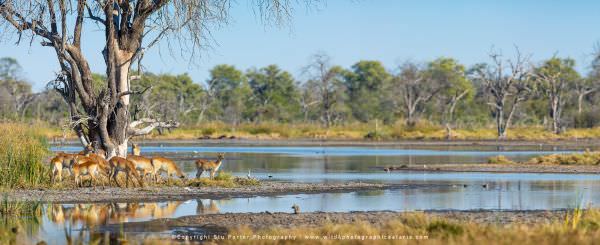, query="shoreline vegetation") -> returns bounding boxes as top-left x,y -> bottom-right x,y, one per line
32,121 -> 600,142
86,209 -> 600,244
